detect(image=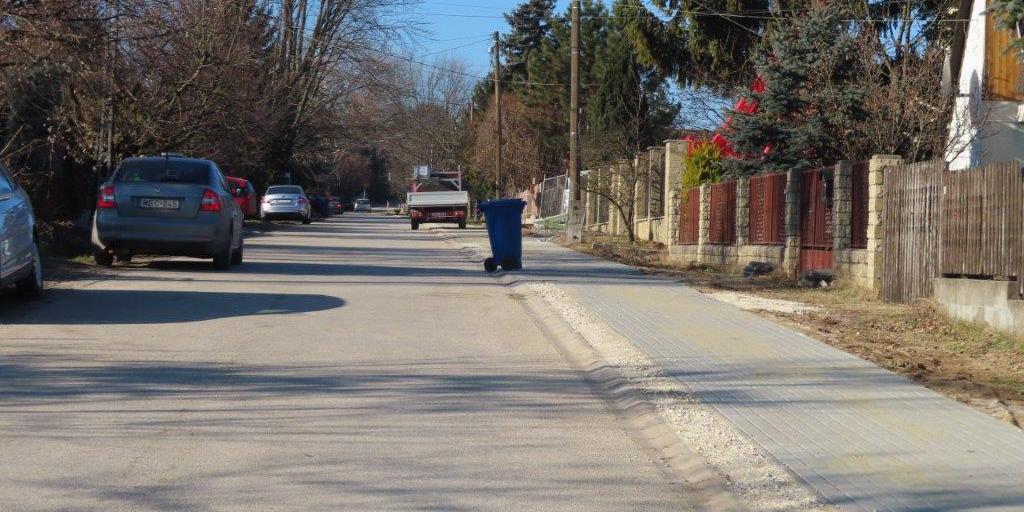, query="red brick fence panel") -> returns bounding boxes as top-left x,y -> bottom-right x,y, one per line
678,187 -> 700,245
709,181 -> 737,245
800,167 -> 835,272
850,161 -> 869,249
748,172 -> 786,245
